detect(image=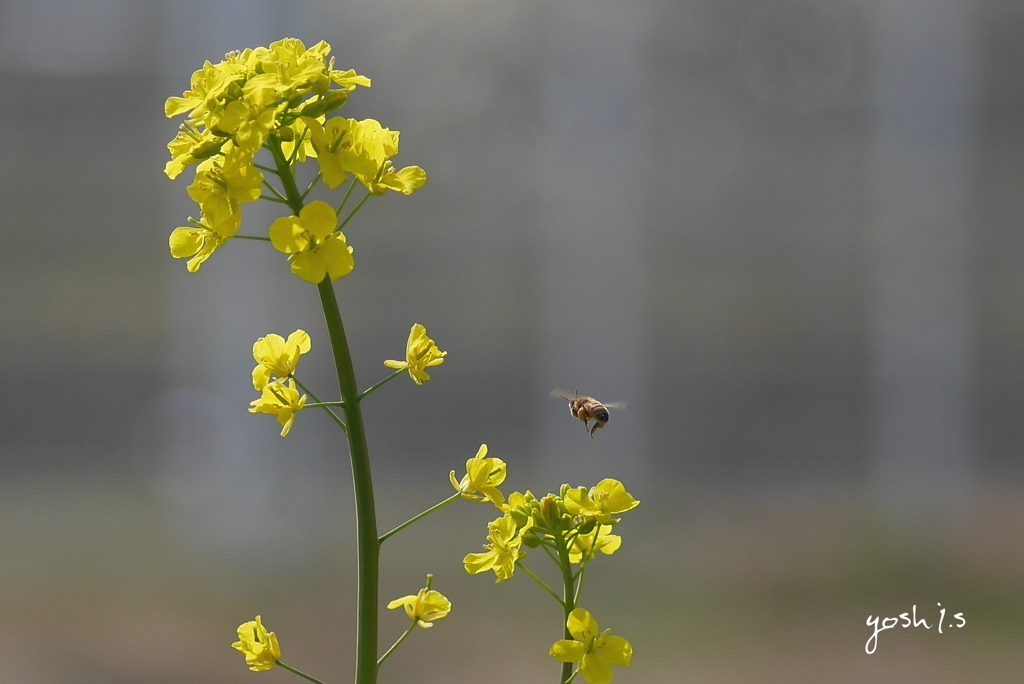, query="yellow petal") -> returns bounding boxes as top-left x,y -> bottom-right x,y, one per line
299,200 -> 338,240
169,227 -> 203,258
550,640 -> 586,663
601,636 -> 633,666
